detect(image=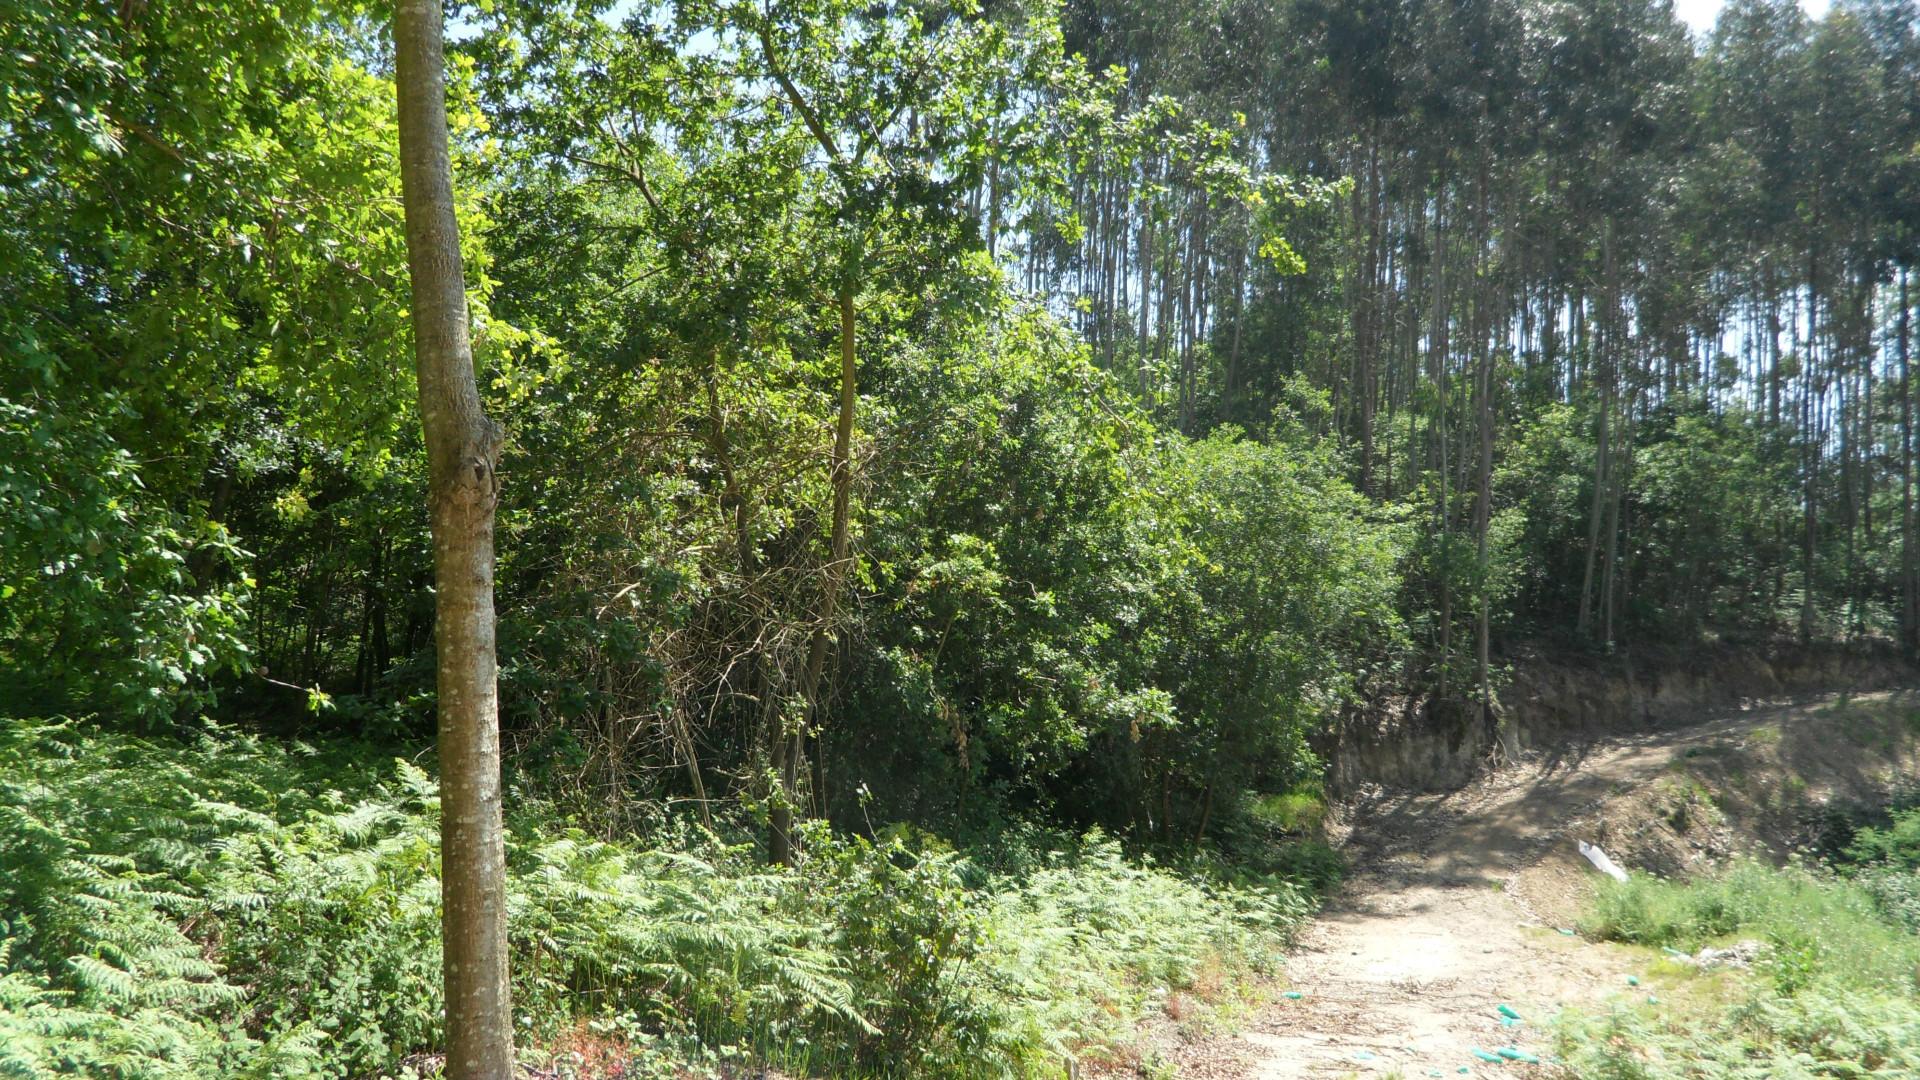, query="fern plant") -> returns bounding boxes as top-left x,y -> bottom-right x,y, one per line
0,718 -> 1317,1079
